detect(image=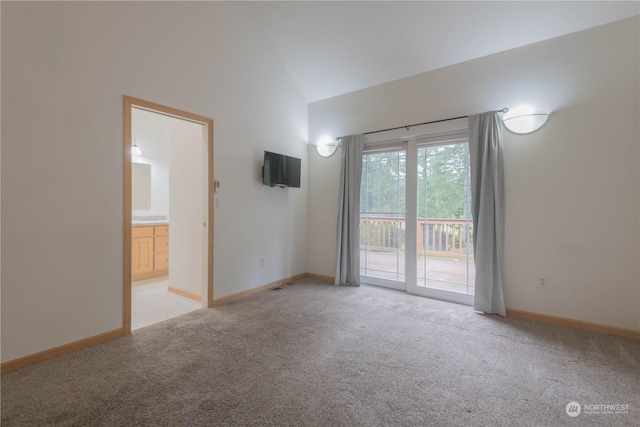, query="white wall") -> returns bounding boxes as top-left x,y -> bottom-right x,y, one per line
308,17 -> 640,330
1,2 -> 308,362
132,108 -> 170,218
168,117 -> 206,298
